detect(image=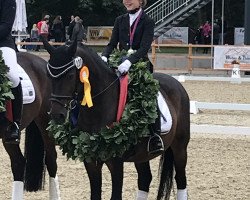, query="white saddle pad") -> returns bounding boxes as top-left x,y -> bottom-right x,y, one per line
17,65 -> 35,104
157,91 -> 172,135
